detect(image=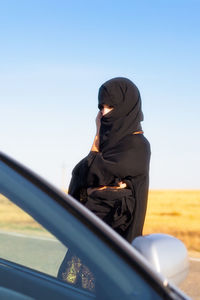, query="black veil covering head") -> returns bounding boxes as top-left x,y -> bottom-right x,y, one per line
98,77 -> 144,153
